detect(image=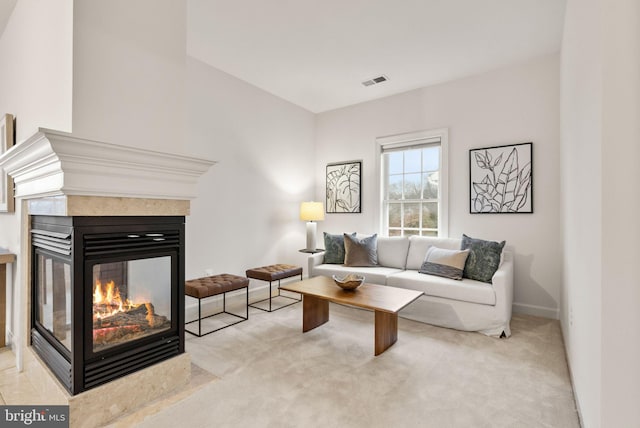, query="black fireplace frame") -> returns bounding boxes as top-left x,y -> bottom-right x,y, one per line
31,216 -> 185,395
